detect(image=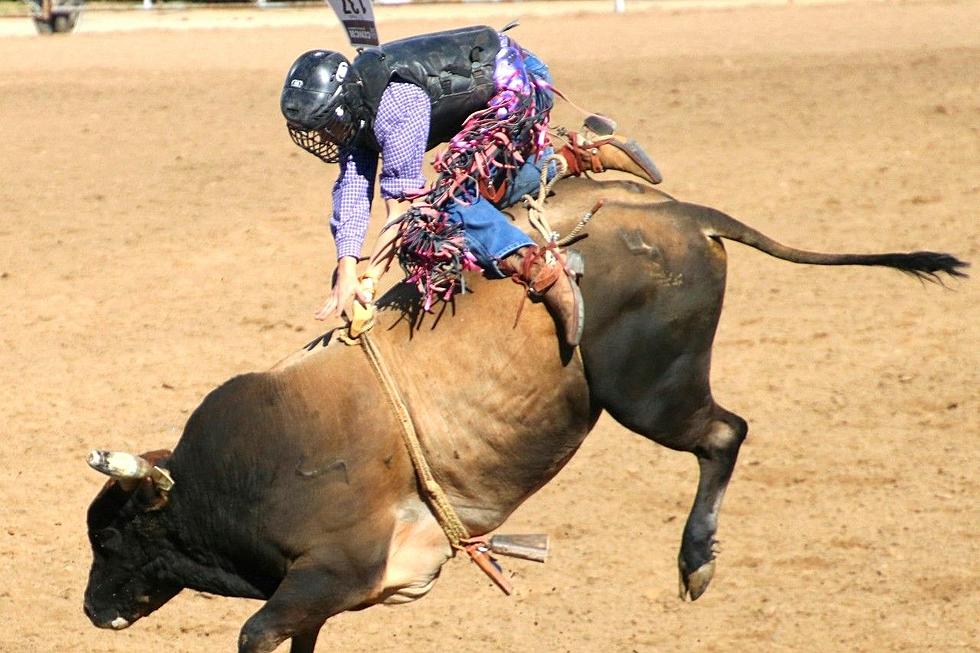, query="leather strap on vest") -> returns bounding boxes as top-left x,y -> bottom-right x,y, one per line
348,25 -> 501,153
